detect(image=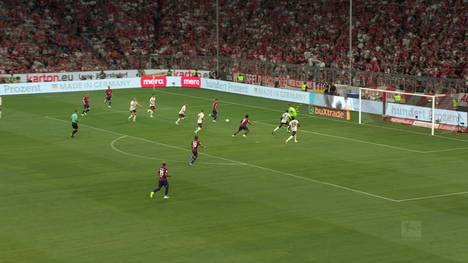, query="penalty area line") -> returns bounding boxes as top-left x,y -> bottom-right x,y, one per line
396,191 -> 468,202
